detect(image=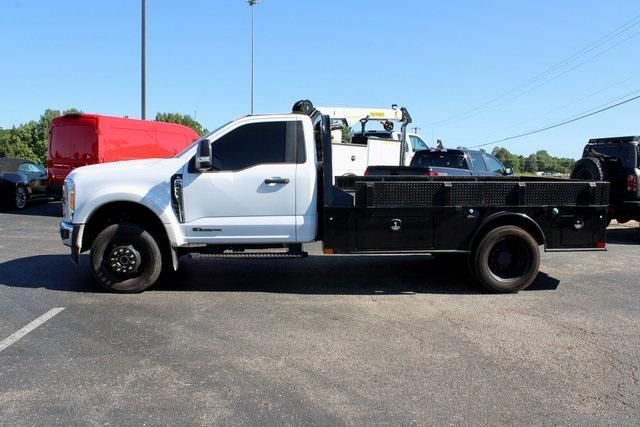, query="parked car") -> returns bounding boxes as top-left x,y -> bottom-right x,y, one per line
571,136 -> 639,224
0,158 -> 49,209
365,148 -> 513,176
59,100 -> 607,294
47,113 -> 200,195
